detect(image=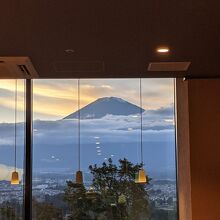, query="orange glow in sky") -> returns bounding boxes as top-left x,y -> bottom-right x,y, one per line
0,79 -> 174,122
